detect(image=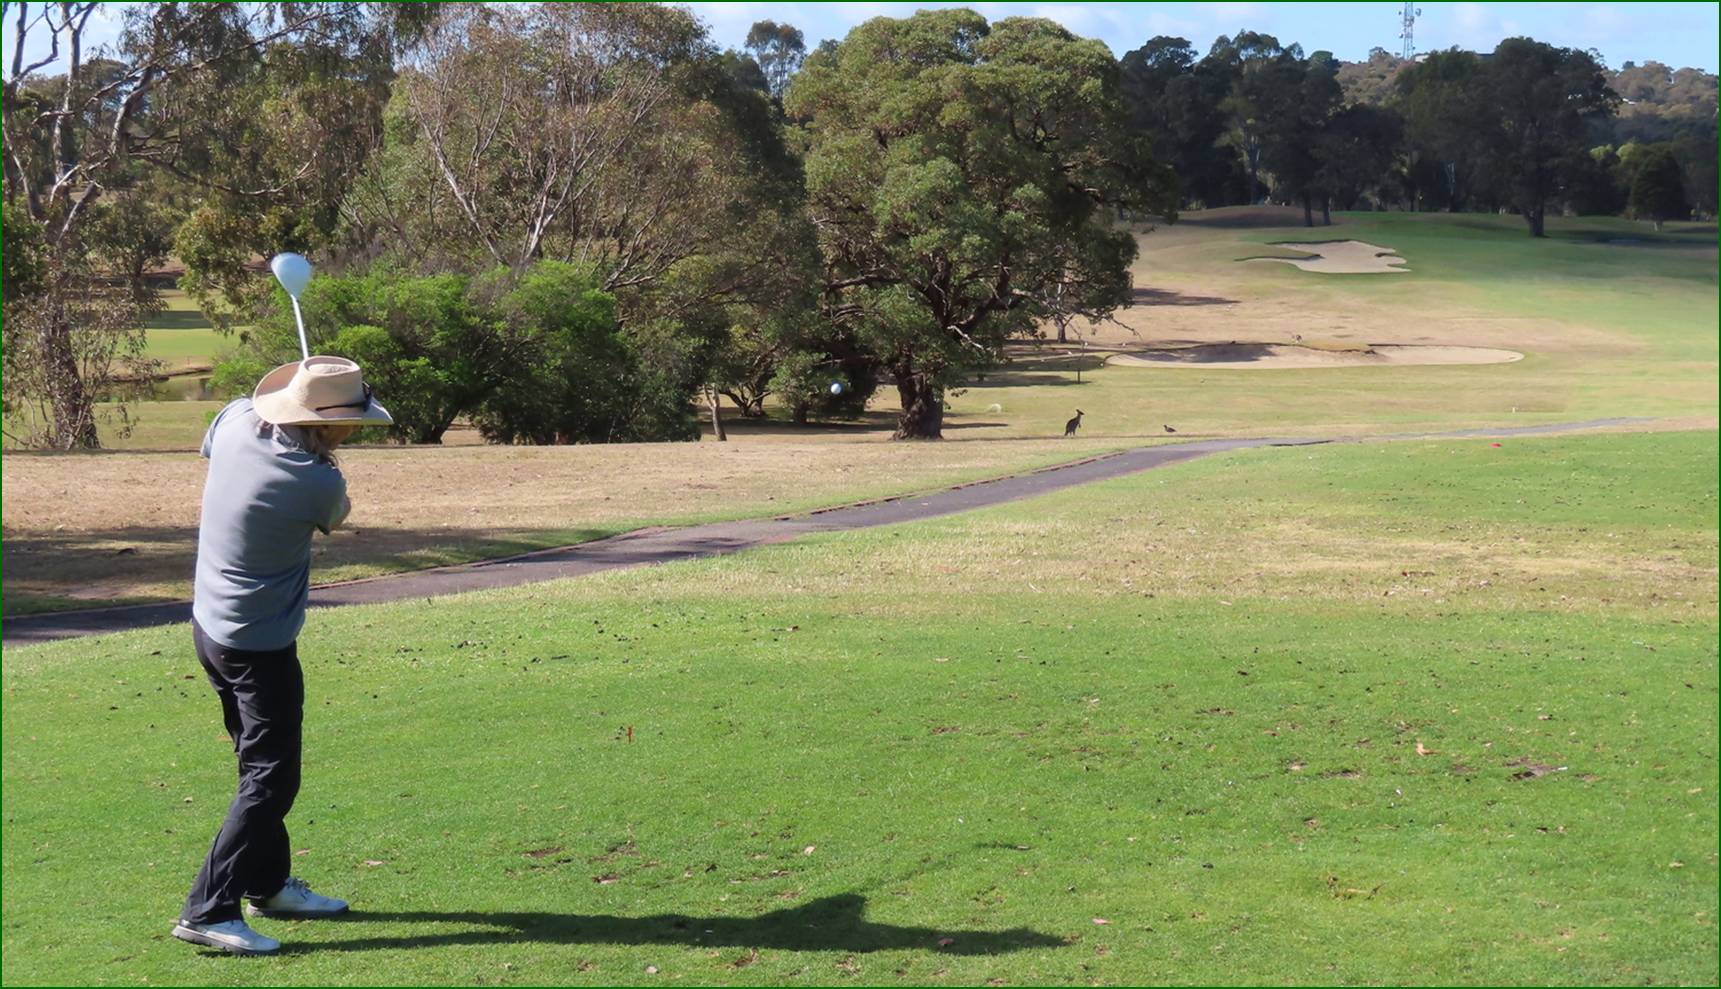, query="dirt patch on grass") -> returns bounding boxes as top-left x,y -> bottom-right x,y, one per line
1247,241 -> 1408,273
1105,343 -> 1523,370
